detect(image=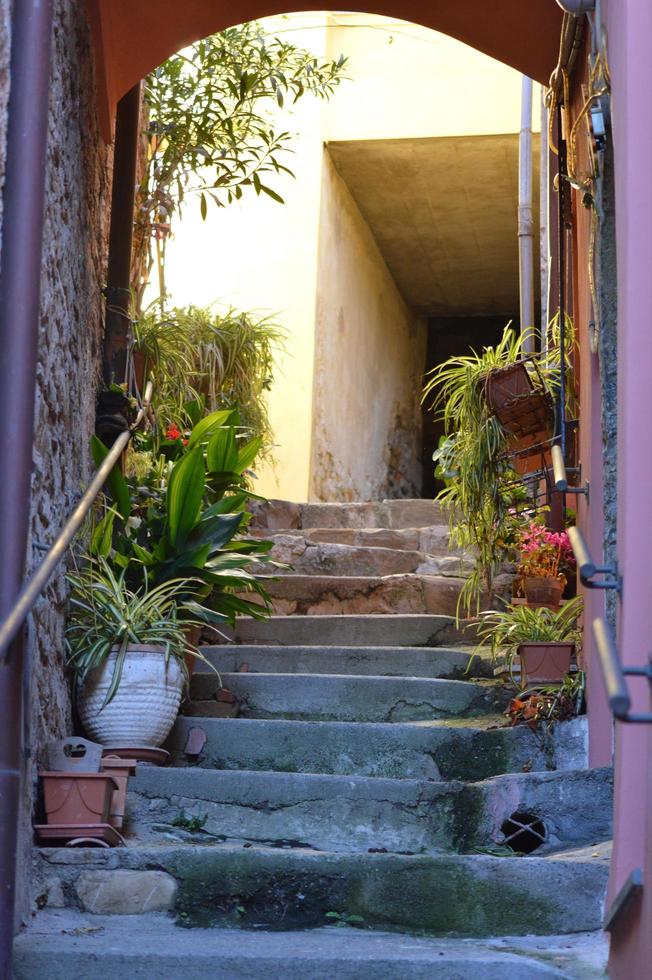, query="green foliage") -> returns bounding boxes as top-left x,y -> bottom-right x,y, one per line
477,596 -> 584,665
92,413 -> 274,629
422,326 -> 533,611
132,305 -> 286,458
65,558 -> 208,706
133,21 -> 347,306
